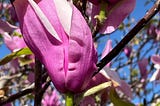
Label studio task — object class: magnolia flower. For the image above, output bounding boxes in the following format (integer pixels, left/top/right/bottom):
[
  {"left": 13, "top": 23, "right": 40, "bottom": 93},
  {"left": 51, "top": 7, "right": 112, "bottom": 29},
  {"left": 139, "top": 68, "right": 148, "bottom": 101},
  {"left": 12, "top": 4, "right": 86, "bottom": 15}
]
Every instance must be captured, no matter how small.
[
  {"left": 3, "top": 29, "right": 27, "bottom": 52},
  {"left": 138, "top": 58, "right": 148, "bottom": 81},
  {"left": 0, "top": 3, "right": 2, "bottom": 11},
  {"left": 147, "top": 25, "right": 157, "bottom": 38},
  {"left": 89, "top": 0, "right": 136, "bottom": 34},
  {"left": 0, "top": 20, "right": 26, "bottom": 52},
  {"left": 147, "top": 25, "right": 160, "bottom": 41},
  {"left": 3, "top": 103, "right": 12, "bottom": 106},
  {"left": 1, "top": 21, "right": 34, "bottom": 74},
  {"left": 8, "top": 6, "right": 18, "bottom": 22},
  {"left": 42, "top": 90, "right": 61, "bottom": 106},
  {"left": 86, "top": 67, "right": 132, "bottom": 103},
  {"left": 80, "top": 96, "right": 95, "bottom": 106},
  {"left": 155, "top": 29, "right": 160, "bottom": 41},
  {"left": 88, "top": 0, "right": 99, "bottom": 5},
  {"left": 12, "top": 0, "right": 97, "bottom": 93},
  {"left": 150, "top": 55, "right": 160, "bottom": 82},
  {"left": 0, "top": 19, "right": 18, "bottom": 34},
  {"left": 85, "top": 39, "right": 132, "bottom": 103},
  {"left": 124, "top": 46, "right": 132, "bottom": 58}
]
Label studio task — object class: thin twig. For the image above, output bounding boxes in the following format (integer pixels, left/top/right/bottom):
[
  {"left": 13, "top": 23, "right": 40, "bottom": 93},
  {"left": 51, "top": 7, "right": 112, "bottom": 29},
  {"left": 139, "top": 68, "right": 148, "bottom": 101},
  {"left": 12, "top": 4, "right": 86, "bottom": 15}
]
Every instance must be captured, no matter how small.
[
  {"left": 0, "top": 88, "right": 33, "bottom": 105},
  {"left": 93, "top": 0, "right": 160, "bottom": 76},
  {"left": 39, "top": 80, "right": 51, "bottom": 97}
]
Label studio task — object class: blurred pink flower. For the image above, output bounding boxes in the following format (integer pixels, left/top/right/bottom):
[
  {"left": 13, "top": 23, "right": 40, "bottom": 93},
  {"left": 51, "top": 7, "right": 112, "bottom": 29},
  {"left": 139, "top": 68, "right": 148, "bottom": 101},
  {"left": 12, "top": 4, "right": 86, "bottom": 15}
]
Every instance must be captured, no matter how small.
[
  {"left": 0, "top": 19, "right": 18, "bottom": 34},
  {"left": 147, "top": 25, "right": 157, "bottom": 38},
  {"left": 2, "top": 27, "right": 34, "bottom": 73},
  {"left": 88, "top": 0, "right": 99, "bottom": 5},
  {"left": 3, "top": 29, "right": 27, "bottom": 52},
  {"left": 42, "top": 90, "right": 61, "bottom": 106},
  {"left": 138, "top": 58, "right": 148, "bottom": 80},
  {"left": 12, "top": 0, "right": 97, "bottom": 93},
  {"left": 89, "top": 0, "right": 119, "bottom": 5},
  {"left": 8, "top": 6, "right": 18, "bottom": 22},
  {"left": 90, "top": 0, "right": 136, "bottom": 34},
  {"left": 85, "top": 39, "right": 132, "bottom": 102},
  {"left": 80, "top": 96, "right": 95, "bottom": 106},
  {"left": 150, "top": 55, "right": 160, "bottom": 82},
  {"left": 124, "top": 46, "right": 132, "bottom": 58},
  {"left": 3, "top": 103, "right": 12, "bottom": 106},
  {"left": 147, "top": 25, "right": 160, "bottom": 41},
  {"left": 0, "top": 3, "right": 2, "bottom": 11},
  {"left": 155, "top": 29, "right": 160, "bottom": 41},
  {"left": 27, "top": 72, "right": 35, "bottom": 83},
  {"left": 87, "top": 67, "right": 132, "bottom": 99}
]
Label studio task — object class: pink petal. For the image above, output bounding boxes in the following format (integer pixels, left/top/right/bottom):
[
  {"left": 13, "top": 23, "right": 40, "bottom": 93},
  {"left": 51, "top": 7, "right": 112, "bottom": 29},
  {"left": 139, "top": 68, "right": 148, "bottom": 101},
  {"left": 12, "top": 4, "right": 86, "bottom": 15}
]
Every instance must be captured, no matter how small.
[
  {"left": 138, "top": 58, "right": 148, "bottom": 80},
  {"left": 150, "top": 70, "right": 160, "bottom": 82},
  {"left": 80, "top": 96, "right": 95, "bottom": 106},
  {"left": 0, "top": 20, "right": 18, "bottom": 34},
  {"left": 88, "top": 0, "right": 99, "bottom": 5},
  {"left": 3, "top": 32, "right": 27, "bottom": 51},
  {"left": 91, "top": 0, "right": 136, "bottom": 34},
  {"left": 117, "top": 80, "right": 132, "bottom": 99},
  {"left": 124, "top": 46, "right": 132, "bottom": 58},
  {"left": 13, "top": 0, "right": 97, "bottom": 93},
  {"left": 103, "top": 68, "right": 121, "bottom": 85},
  {"left": 27, "top": 72, "right": 35, "bottom": 83},
  {"left": 65, "top": 6, "right": 97, "bottom": 92},
  {"left": 151, "top": 55, "right": 160, "bottom": 65},
  {"left": 28, "top": 0, "right": 62, "bottom": 42},
  {"left": 54, "top": 0, "right": 72, "bottom": 35}
]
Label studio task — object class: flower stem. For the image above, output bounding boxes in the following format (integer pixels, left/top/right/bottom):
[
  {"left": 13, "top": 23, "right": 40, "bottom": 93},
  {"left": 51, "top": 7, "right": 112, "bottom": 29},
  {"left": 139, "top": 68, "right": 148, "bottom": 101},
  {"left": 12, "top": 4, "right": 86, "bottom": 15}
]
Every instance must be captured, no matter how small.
[{"left": 66, "top": 92, "right": 74, "bottom": 106}]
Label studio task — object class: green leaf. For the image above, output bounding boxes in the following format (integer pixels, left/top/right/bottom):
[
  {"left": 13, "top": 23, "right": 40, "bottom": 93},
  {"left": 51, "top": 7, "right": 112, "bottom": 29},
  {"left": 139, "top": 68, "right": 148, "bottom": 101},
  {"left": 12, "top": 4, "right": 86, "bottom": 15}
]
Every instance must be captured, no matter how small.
[
  {"left": 0, "top": 48, "right": 32, "bottom": 65},
  {"left": 156, "top": 102, "right": 160, "bottom": 106},
  {"left": 109, "top": 89, "right": 134, "bottom": 106},
  {"left": 19, "top": 57, "right": 34, "bottom": 66},
  {"left": 83, "top": 81, "right": 112, "bottom": 97}
]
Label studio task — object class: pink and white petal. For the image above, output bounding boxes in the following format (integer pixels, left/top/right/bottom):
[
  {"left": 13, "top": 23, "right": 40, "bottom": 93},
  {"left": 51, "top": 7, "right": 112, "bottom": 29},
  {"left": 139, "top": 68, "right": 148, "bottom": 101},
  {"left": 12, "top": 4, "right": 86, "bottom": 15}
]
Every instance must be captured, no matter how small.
[
  {"left": 151, "top": 55, "right": 160, "bottom": 65},
  {"left": 54, "top": 0, "right": 72, "bottom": 36},
  {"left": 150, "top": 70, "right": 160, "bottom": 82},
  {"left": 118, "top": 80, "right": 132, "bottom": 99},
  {"left": 0, "top": 20, "right": 18, "bottom": 34}
]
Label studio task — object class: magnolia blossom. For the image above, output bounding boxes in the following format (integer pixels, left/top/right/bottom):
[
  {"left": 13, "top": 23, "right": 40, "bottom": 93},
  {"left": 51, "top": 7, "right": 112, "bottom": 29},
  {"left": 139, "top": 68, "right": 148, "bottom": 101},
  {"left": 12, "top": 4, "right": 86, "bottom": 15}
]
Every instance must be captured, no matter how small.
[
  {"left": 3, "top": 103, "right": 12, "bottom": 106},
  {"left": 85, "top": 67, "right": 133, "bottom": 104},
  {"left": 85, "top": 40, "right": 132, "bottom": 104},
  {"left": 0, "top": 20, "right": 26, "bottom": 52},
  {"left": 155, "top": 29, "right": 160, "bottom": 41},
  {"left": 80, "top": 96, "right": 95, "bottom": 106},
  {"left": 138, "top": 58, "right": 148, "bottom": 81},
  {"left": 150, "top": 55, "right": 160, "bottom": 82},
  {"left": 8, "top": 6, "right": 18, "bottom": 22},
  {"left": 12, "top": 0, "right": 97, "bottom": 93},
  {"left": 147, "top": 25, "right": 160, "bottom": 41},
  {"left": 0, "top": 19, "right": 18, "bottom": 34},
  {"left": 124, "top": 46, "right": 132, "bottom": 58},
  {"left": 3, "top": 29, "right": 27, "bottom": 52},
  {"left": 42, "top": 90, "right": 61, "bottom": 106},
  {"left": 101, "top": 40, "right": 132, "bottom": 99},
  {"left": 89, "top": 0, "right": 136, "bottom": 34}
]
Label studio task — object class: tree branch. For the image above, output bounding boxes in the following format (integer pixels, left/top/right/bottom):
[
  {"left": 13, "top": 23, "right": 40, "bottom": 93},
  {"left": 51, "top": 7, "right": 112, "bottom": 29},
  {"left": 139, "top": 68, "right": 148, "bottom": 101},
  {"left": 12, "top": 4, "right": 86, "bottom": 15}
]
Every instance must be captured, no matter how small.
[
  {"left": 93, "top": 0, "right": 160, "bottom": 76},
  {"left": 34, "top": 58, "right": 43, "bottom": 106},
  {"left": 0, "top": 88, "right": 33, "bottom": 105}
]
